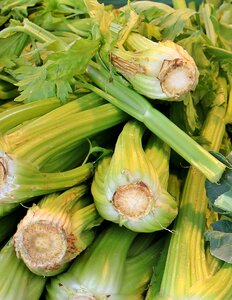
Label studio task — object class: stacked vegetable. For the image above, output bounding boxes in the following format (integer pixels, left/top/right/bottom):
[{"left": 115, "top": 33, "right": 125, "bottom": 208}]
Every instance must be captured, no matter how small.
[{"left": 0, "top": 0, "right": 231, "bottom": 299}]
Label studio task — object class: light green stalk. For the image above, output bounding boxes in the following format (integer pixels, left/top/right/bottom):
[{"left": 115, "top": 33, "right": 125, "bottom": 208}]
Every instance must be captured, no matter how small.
[
  {"left": 46, "top": 224, "right": 137, "bottom": 300},
  {"left": 0, "top": 94, "right": 128, "bottom": 204},
  {"left": 186, "top": 262, "right": 232, "bottom": 299},
  {"left": 1, "top": 98, "right": 127, "bottom": 170},
  {"left": 91, "top": 120, "right": 177, "bottom": 232},
  {"left": 145, "top": 134, "right": 171, "bottom": 189},
  {"left": 225, "top": 81, "right": 232, "bottom": 124},
  {"left": 155, "top": 77, "right": 228, "bottom": 299},
  {"left": 46, "top": 224, "right": 163, "bottom": 299},
  {"left": 13, "top": 185, "right": 102, "bottom": 276},
  {"left": 0, "top": 150, "right": 94, "bottom": 203},
  {"left": 85, "top": 63, "right": 226, "bottom": 182},
  {"left": 0, "top": 238, "right": 46, "bottom": 300},
  {"left": 0, "top": 97, "right": 62, "bottom": 134}
]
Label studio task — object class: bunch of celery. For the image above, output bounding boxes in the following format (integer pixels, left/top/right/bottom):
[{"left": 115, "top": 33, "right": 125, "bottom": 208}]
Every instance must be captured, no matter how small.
[
  {"left": 0, "top": 1, "right": 231, "bottom": 300},
  {"left": 0, "top": 92, "right": 128, "bottom": 210},
  {"left": 0, "top": 0, "right": 228, "bottom": 185}
]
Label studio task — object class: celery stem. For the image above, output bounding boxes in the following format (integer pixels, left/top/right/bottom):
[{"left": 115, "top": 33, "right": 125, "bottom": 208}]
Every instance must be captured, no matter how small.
[{"left": 86, "top": 64, "right": 226, "bottom": 182}]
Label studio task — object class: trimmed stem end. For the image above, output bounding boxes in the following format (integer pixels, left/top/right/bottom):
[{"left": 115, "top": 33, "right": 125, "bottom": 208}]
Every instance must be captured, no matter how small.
[
  {"left": 14, "top": 222, "right": 77, "bottom": 275},
  {"left": 112, "top": 181, "right": 153, "bottom": 219},
  {"left": 158, "top": 58, "right": 199, "bottom": 99}
]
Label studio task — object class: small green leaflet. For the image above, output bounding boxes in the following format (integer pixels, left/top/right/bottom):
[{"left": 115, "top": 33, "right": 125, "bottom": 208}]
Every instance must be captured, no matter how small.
[
  {"left": 205, "top": 151, "right": 232, "bottom": 263},
  {"left": 205, "top": 220, "right": 232, "bottom": 264},
  {"left": 15, "top": 38, "right": 100, "bottom": 102}
]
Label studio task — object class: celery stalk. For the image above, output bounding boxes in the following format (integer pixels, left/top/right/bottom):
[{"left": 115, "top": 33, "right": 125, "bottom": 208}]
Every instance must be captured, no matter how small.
[
  {"left": 0, "top": 97, "right": 62, "bottom": 134},
  {"left": 0, "top": 151, "right": 94, "bottom": 203},
  {"left": 1, "top": 98, "right": 127, "bottom": 170},
  {"left": 14, "top": 185, "right": 102, "bottom": 276},
  {"left": 186, "top": 262, "right": 232, "bottom": 299},
  {"left": 0, "top": 202, "right": 20, "bottom": 217},
  {"left": 0, "top": 239, "right": 46, "bottom": 300},
  {"left": 156, "top": 77, "right": 228, "bottom": 298},
  {"left": 85, "top": 63, "right": 226, "bottom": 183},
  {"left": 145, "top": 134, "right": 171, "bottom": 189},
  {"left": 145, "top": 237, "right": 171, "bottom": 300},
  {"left": 46, "top": 224, "right": 163, "bottom": 299},
  {"left": 46, "top": 224, "right": 137, "bottom": 299},
  {"left": 121, "top": 237, "right": 165, "bottom": 297}
]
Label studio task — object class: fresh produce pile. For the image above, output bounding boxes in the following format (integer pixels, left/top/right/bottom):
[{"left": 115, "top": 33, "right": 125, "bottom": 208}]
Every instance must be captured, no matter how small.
[{"left": 0, "top": 0, "right": 231, "bottom": 299}]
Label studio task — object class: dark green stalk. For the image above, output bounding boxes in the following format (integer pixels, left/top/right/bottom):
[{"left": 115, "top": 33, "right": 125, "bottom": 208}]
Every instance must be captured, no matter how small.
[
  {"left": 85, "top": 63, "right": 226, "bottom": 183},
  {"left": 0, "top": 209, "right": 25, "bottom": 243},
  {"left": 145, "top": 236, "right": 171, "bottom": 300}
]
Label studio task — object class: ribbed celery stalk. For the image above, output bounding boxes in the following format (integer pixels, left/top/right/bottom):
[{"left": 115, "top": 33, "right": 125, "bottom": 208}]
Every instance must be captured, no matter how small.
[
  {"left": 145, "top": 134, "right": 171, "bottom": 189},
  {"left": 0, "top": 238, "right": 46, "bottom": 300},
  {"left": 0, "top": 97, "right": 62, "bottom": 134},
  {"left": 46, "top": 224, "right": 137, "bottom": 299},
  {"left": 145, "top": 237, "right": 171, "bottom": 300},
  {"left": 14, "top": 185, "right": 102, "bottom": 276},
  {"left": 91, "top": 120, "right": 177, "bottom": 232},
  {"left": 225, "top": 82, "right": 232, "bottom": 124},
  {"left": 2, "top": 100, "right": 127, "bottom": 171},
  {"left": 1, "top": 93, "right": 105, "bottom": 168},
  {"left": 0, "top": 151, "right": 94, "bottom": 203},
  {"left": 0, "top": 99, "right": 128, "bottom": 204},
  {"left": 46, "top": 224, "right": 163, "bottom": 299},
  {"left": 85, "top": 63, "right": 226, "bottom": 183},
  {"left": 186, "top": 262, "right": 232, "bottom": 299},
  {"left": 155, "top": 77, "right": 228, "bottom": 299},
  {"left": 119, "top": 237, "right": 165, "bottom": 298}
]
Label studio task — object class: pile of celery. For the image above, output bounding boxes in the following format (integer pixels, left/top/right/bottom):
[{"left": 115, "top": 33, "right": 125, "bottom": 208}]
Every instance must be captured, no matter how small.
[{"left": 0, "top": 0, "right": 231, "bottom": 299}]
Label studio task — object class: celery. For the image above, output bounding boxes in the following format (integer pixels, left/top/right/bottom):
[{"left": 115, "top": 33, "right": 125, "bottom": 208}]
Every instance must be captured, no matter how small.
[
  {"left": 186, "top": 262, "right": 232, "bottom": 299},
  {"left": 145, "top": 134, "right": 171, "bottom": 189},
  {"left": 0, "top": 238, "right": 46, "bottom": 300},
  {"left": 155, "top": 77, "right": 229, "bottom": 298},
  {"left": 91, "top": 120, "right": 177, "bottom": 232},
  {"left": 0, "top": 152, "right": 94, "bottom": 203},
  {"left": 85, "top": 63, "right": 226, "bottom": 183},
  {"left": 110, "top": 32, "right": 199, "bottom": 100},
  {"left": 14, "top": 185, "right": 102, "bottom": 276},
  {"left": 46, "top": 224, "right": 163, "bottom": 299},
  {"left": 1, "top": 94, "right": 126, "bottom": 170},
  {"left": 0, "top": 97, "right": 62, "bottom": 134},
  {"left": 0, "top": 94, "right": 128, "bottom": 204}
]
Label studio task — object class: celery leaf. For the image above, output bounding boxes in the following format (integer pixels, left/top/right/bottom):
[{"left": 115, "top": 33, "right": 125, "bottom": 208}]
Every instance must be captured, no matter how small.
[
  {"left": 14, "top": 38, "right": 99, "bottom": 102},
  {"left": 205, "top": 220, "right": 232, "bottom": 263}
]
